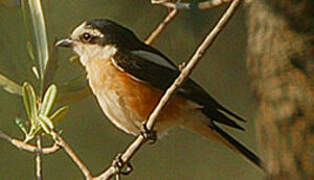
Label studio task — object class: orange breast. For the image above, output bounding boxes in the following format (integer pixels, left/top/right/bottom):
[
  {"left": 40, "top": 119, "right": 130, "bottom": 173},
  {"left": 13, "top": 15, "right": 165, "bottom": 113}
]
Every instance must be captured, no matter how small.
[{"left": 85, "top": 58, "right": 189, "bottom": 133}]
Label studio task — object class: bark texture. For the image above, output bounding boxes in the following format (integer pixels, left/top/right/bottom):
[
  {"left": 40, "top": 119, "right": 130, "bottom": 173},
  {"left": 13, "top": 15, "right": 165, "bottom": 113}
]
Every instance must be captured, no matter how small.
[{"left": 246, "top": 0, "right": 313, "bottom": 179}]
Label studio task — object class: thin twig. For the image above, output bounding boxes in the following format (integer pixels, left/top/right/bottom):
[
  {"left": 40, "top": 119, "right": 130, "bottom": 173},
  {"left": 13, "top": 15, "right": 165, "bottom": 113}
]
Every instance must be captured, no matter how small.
[
  {"left": 0, "top": 129, "right": 12, "bottom": 141},
  {"left": 152, "top": 0, "right": 232, "bottom": 10},
  {"left": 35, "top": 136, "right": 43, "bottom": 180},
  {"left": 51, "top": 132, "right": 93, "bottom": 180},
  {"left": 94, "top": 0, "right": 241, "bottom": 179},
  {"left": 145, "top": 8, "right": 178, "bottom": 45},
  {"left": 0, "top": 129, "right": 91, "bottom": 179},
  {"left": 94, "top": 136, "right": 146, "bottom": 179},
  {"left": 0, "top": 130, "right": 60, "bottom": 154}
]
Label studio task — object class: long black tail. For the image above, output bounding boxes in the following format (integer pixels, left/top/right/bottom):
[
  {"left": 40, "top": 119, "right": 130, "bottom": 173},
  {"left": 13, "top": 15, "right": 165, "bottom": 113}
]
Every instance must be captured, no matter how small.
[{"left": 209, "top": 121, "right": 264, "bottom": 170}]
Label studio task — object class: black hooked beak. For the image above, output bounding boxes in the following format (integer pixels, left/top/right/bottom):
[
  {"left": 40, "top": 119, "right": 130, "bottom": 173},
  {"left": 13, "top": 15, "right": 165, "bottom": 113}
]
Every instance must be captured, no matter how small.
[{"left": 55, "top": 38, "right": 74, "bottom": 48}]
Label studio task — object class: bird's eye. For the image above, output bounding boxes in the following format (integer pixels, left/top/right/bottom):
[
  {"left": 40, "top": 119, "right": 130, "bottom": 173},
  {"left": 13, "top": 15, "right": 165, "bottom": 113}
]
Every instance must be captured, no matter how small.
[{"left": 82, "top": 33, "right": 92, "bottom": 41}]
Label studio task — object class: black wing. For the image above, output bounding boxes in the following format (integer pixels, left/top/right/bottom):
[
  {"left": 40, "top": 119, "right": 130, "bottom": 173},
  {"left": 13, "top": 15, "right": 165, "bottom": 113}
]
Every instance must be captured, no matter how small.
[{"left": 113, "top": 49, "right": 245, "bottom": 130}]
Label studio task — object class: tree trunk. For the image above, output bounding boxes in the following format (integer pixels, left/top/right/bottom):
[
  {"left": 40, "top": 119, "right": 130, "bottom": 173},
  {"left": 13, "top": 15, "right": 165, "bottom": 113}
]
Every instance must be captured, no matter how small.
[{"left": 246, "top": 0, "right": 313, "bottom": 179}]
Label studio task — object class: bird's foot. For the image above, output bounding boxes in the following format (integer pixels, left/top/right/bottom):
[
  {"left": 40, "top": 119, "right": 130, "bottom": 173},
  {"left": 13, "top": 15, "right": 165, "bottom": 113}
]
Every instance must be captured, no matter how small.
[
  {"left": 140, "top": 123, "right": 157, "bottom": 144},
  {"left": 112, "top": 153, "right": 133, "bottom": 175}
]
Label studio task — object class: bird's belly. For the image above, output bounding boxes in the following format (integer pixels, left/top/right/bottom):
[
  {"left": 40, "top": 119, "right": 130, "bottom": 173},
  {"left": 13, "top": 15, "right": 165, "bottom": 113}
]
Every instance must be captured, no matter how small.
[
  {"left": 95, "top": 88, "right": 142, "bottom": 135},
  {"left": 86, "top": 58, "right": 193, "bottom": 135}
]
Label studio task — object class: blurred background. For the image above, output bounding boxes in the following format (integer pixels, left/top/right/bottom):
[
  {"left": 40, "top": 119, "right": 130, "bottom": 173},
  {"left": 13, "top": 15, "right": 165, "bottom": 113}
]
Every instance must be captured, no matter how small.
[{"left": 0, "top": 0, "right": 262, "bottom": 179}]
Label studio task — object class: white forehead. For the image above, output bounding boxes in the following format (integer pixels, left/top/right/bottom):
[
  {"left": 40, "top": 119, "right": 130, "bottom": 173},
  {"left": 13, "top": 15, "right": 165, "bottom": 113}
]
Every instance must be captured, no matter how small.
[{"left": 70, "top": 21, "right": 104, "bottom": 40}]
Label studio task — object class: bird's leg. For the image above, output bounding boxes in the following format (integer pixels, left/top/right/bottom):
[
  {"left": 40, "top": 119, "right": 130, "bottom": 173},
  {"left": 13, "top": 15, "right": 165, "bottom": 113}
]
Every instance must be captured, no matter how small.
[
  {"left": 112, "top": 153, "right": 133, "bottom": 175},
  {"left": 140, "top": 122, "right": 157, "bottom": 144}
]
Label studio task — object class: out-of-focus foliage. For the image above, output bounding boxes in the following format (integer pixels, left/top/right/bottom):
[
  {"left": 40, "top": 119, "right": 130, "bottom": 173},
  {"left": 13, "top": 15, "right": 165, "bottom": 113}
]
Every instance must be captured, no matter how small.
[{"left": 0, "top": 73, "right": 22, "bottom": 95}]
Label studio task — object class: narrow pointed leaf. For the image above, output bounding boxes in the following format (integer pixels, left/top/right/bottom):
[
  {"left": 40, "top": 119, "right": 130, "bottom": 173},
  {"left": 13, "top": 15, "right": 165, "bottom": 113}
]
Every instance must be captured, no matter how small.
[
  {"left": 32, "top": 66, "right": 40, "bottom": 80},
  {"left": 37, "top": 116, "right": 51, "bottom": 134},
  {"left": 39, "top": 114, "right": 54, "bottom": 129},
  {"left": 25, "top": 118, "right": 41, "bottom": 142},
  {"left": 28, "top": 0, "right": 49, "bottom": 77},
  {"left": 15, "top": 118, "right": 28, "bottom": 135},
  {"left": 40, "top": 84, "right": 57, "bottom": 116},
  {"left": 26, "top": 41, "right": 35, "bottom": 61},
  {"left": 22, "top": 82, "right": 37, "bottom": 121},
  {"left": 50, "top": 106, "right": 69, "bottom": 125},
  {"left": 0, "top": 73, "right": 22, "bottom": 95}
]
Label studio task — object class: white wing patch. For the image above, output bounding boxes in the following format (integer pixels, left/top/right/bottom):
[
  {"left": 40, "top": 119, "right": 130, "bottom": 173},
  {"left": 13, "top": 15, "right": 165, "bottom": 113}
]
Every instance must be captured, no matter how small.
[
  {"left": 131, "top": 50, "right": 176, "bottom": 70},
  {"left": 111, "top": 58, "right": 125, "bottom": 72},
  {"left": 111, "top": 58, "right": 148, "bottom": 84}
]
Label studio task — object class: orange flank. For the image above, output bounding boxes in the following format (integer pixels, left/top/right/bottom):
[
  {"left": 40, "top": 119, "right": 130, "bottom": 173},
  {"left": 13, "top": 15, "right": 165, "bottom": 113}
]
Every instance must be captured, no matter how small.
[{"left": 85, "top": 58, "right": 192, "bottom": 134}]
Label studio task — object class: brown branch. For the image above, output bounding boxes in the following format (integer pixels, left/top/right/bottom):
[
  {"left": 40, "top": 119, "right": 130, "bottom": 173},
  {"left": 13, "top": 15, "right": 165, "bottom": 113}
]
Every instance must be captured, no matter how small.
[
  {"left": 151, "top": 0, "right": 232, "bottom": 10},
  {"left": 35, "top": 136, "right": 43, "bottom": 180},
  {"left": 0, "top": 130, "right": 92, "bottom": 179},
  {"left": 51, "top": 131, "right": 93, "bottom": 180},
  {"left": 0, "top": 130, "right": 60, "bottom": 154},
  {"left": 94, "top": 0, "right": 241, "bottom": 179},
  {"left": 144, "top": 8, "right": 178, "bottom": 45}
]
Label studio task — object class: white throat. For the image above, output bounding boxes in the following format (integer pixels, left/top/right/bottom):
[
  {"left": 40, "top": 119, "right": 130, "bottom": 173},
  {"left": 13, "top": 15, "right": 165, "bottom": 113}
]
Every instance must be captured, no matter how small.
[{"left": 74, "top": 44, "right": 118, "bottom": 66}]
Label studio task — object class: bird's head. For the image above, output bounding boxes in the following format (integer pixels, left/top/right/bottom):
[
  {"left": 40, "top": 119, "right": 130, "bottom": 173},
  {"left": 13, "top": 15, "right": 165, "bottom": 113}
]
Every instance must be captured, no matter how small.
[{"left": 56, "top": 19, "right": 141, "bottom": 66}]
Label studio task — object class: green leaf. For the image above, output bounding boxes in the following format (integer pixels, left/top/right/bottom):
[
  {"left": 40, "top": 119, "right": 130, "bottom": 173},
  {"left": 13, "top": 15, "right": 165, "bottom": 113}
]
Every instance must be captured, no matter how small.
[
  {"left": 24, "top": 118, "right": 41, "bottom": 142},
  {"left": 37, "top": 116, "right": 57, "bottom": 140},
  {"left": 24, "top": 123, "right": 40, "bottom": 143},
  {"left": 26, "top": 41, "right": 35, "bottom": 61},
  {"left": 22, "top": 82, "right": 37, "bottom": 121},
  {"left": 32, "top": 66, "right": 40, "bottom": 80},
  {"left": 37, "top": 116, "right": 51, "bottom": 134},
  {"left": 28, "top": 0, "right": 49, "bottom": 78},
  {"left": 40, "top": 84, "right": 57, "bottom": 116},
  {"left": 15, "top": 117, "right": 28, "bottom": 135},
  {"left": 0, "top": 73, "right": 22, "bottom": 96},
  {"left": 39, "top": 114, "right": 54, "bottom": 129},
  {"left": 50, "top": 106, "right": 69, "bottom": 125}
]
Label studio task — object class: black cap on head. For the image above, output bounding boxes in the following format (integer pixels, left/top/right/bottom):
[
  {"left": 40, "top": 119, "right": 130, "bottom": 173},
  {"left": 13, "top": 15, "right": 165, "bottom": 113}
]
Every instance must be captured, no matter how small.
[{"left": 86, "top": 18, "right": 141, "bottom": 49}]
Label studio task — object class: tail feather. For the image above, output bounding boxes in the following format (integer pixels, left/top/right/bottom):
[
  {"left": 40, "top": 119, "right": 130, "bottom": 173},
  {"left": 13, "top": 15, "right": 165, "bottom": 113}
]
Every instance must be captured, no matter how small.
[
  {"left": 202, "top": 108, "right": 244, "bottom": 131},
  {"left": 182, "top": 114, "right": 264, "bottom": 170},
  {"left": 209, "top": 121, "right": 264, "bottom": 170},
  {"left": 218, "top": 105, "right": 246, "bottom": 122}
]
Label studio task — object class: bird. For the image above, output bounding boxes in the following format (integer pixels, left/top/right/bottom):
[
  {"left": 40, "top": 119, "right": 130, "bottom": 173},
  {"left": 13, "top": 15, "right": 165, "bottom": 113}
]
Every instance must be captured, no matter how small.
[{"left": 56, "top": 18, "right": 263, "bottom": 170}]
